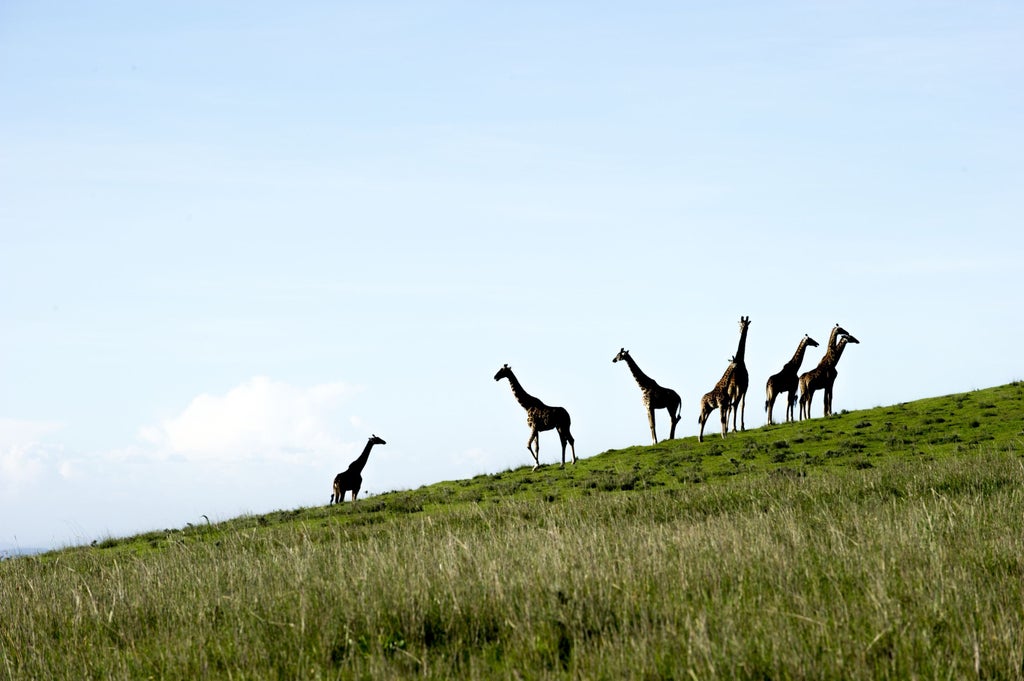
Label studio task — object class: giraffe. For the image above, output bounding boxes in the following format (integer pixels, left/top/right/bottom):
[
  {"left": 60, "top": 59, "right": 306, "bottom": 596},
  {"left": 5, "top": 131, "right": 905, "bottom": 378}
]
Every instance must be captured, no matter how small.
[
  {"left": 799, "top": 334, "right": 859, "bottom": 420},
  {"left": 330, "top": 434, "right": 386, "bottom": 504},
  {"left": 765, "top": 334, "right": 820, "bottom": 425},
  {"left": 724, "top": 316, "right": 751, "bottom": 433},
  {"left": 613, "top": 348, "right": 682, "bottom": 444},
  {"left": 698, "top": 357, "right": 736, "bottom": 443},
  {"left": 818, "top": 323, "right": 850, "bottom": 418},
  {"left": 822, "top": 333, "right": 860, "bottom": 417},
  {"left": 493, "top": 364, "right": 577, "bottom": 469},
  {"left": 795, "top": 324, "right": 847, "bottom": 421}
]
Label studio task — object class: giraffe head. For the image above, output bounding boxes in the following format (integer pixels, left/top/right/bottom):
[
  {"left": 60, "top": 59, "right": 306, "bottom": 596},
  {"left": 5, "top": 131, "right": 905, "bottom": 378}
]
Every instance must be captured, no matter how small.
[
  {"left": 494, "top": 364, "right": 513, "bottom": 382},
  {"left": 369, "top": 434, "right": 387, "bottom": 446},
  {"left": 841, "top": 334, "right": 860, "bottom": 345},
  {"left": 805, "top": 335, "right": 820, "bottom": 348},
  {"left": 612, "top": 348, "right": 630, "bottom": 363},
  {"left": 739, "top": 316, "right": 751, "bottom": 331}
]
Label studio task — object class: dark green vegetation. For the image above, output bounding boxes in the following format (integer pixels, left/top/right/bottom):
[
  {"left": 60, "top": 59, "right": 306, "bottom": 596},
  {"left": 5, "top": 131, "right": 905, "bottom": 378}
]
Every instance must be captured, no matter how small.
[{"left": 3, "top": 383, "right": 1023, "bottom": 679}]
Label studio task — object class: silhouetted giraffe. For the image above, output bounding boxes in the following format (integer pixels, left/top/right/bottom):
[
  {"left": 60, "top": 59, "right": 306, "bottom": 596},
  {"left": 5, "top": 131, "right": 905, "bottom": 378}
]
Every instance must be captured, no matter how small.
[
  {"left": 724, "top": 316, "right": 751, "bottom": 433},
  {"left": 494, "top": 364, "right": 577, "bottom": 469},
  {"left": 765, "top": 334, "right": 820, "bottom": 425},
  {"left": 613, "top": 348, "right": 682, "bottom": 444},
  {"left": 799, "top": 334, "right": 859, "bottom": 419},
  {"left": 330, "top": 434, "right": 386, "bottom": 504},
  {"left": 794, "top": 324, "right": 846, "bottom": 421},
  {"left": 822, "top": 333, "right": 860, "bottom": 416},
  {"left": 698, "top": 357, "right": 736, "bottom": 442}
]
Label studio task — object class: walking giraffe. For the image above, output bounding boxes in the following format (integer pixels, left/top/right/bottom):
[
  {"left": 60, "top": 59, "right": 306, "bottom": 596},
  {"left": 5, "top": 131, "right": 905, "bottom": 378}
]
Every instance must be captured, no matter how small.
[
  {"left": 765, "top": 334, "right": 820, "bottom": 425},
  {"left": 494, "top": 364, "right": 577, "bottom": 469},
  {"left": 330, "top": 434, "right": 386, "bottom": 504},
  {"left": 613, "top": 348, "right": 682, "bottom": 444},
  {"left": 799, "top": 333, "right": 860, "bottom": 419}
]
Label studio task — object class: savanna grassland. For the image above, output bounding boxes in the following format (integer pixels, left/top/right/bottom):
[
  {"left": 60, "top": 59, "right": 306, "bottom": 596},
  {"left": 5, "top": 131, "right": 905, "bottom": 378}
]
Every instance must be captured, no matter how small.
[{"left": 2, "top": 383, "right": 1023, "bottom": 679}]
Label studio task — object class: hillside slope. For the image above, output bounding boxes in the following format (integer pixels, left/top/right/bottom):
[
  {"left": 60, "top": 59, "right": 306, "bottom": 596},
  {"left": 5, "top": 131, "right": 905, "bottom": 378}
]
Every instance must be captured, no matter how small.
[
  {"left": 74, "top": 381, "right": 1023, "bottom": 549},
  {"left": 3, "top": 383, "right": 1022, "bottom": 679}
]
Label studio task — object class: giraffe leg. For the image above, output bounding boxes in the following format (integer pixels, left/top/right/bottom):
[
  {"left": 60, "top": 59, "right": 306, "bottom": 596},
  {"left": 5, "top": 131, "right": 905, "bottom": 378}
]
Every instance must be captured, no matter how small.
[
  {"left": 798, "top": 381, "right": 808, "bottom": 420},
  {"left": 719, "top": 404, "right": 729, "bottom": 438},
  {"left": 648, "top": 407, "right": 658, "bottom": 444},
  {"left": 527, "top": 430, "right": 540, "bottom": 469},
  {"left": 565, "top": 429, "right": 577, "bottom": 465},
  {"left": 766, "top": 387, "right": 775, "bottom": 426},
  {"left": 739, "top": 394, "right": 746, "bottom": 431},
  {"left": 669, "top": 406, "right": 680, "bottom": 440}
]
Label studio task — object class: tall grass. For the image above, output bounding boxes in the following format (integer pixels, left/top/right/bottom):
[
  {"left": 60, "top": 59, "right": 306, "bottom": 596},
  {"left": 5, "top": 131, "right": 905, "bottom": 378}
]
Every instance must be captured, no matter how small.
[
  {"left": 3, "top": 450, "right": 1023, "bottom": 679},
  {"left": 4, "top": 383, "right": 1023, "bottom": 678}
]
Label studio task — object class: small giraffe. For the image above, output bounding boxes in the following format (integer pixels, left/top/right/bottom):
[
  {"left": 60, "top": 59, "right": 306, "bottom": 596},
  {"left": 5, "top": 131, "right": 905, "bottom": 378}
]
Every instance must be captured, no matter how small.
[
  {"left": 330, "top": 434, "right": 386, "bottom": 504},
  {"left": 698, "top": 357, "right": 736, "bottom": 443},
  {"left": 765, "top": 334, "right": 820, "bottom": 425},
  {"left": 494, "top": 364, "right": 577, "bottom": 469},
  {"left": 613, "top": 348, "right": 682, "bottom": 444},
  {"left": 724, "top": 316, "right": 751, "bottom": 433},
  {"left": 799, "top": 333, "right": 859, "bottom": 420}
]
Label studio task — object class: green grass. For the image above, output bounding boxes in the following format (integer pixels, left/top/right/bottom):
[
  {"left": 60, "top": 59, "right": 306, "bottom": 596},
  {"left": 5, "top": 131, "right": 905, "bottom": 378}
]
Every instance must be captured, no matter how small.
[{"left": 3, "top": 382, "right": 1024, "bottom": 679}]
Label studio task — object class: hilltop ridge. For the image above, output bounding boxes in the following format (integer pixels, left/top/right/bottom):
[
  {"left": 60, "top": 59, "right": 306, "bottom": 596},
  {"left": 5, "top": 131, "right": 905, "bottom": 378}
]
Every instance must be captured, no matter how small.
[{"left": 76, "top": 381, "right": 1024, "bottom": 553}]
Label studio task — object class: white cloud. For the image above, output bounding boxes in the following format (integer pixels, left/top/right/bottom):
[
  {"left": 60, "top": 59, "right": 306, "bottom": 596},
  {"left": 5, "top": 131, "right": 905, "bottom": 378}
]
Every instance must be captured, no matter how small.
[
  {"left": 0, "top": 419, "right": 64, "bottom": 487},
  {"left": 138, "top": 377, "right": 361, "bottom": 463}
]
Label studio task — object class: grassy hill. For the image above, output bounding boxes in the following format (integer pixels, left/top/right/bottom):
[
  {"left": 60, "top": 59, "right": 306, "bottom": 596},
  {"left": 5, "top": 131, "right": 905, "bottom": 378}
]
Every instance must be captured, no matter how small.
[{"left": 2, "top": 383, "right": 1023, "bottom": 679}]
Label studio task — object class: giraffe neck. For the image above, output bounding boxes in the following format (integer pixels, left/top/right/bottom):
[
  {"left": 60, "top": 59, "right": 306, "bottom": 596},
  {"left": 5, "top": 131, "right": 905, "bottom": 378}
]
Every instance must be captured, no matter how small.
[
  {"left": 787, "top": 337, "right": 811, "bottom": 370},
  {"left": 623, "top": 354, "right": 655, "bottom": 389},
  {"left": 350, "top": 440, "right": 376, "bottom": 475},
  {"left": 827, "top": 325, "right": 843, "bottom": 349},
  {"left": 827, "top": 339, "right": 850, "bottom": 367},
  {"left": 715, "top": 362, "right": 736, "bottom": 393},
  {"left": 505, "top": 371, "right": 542, "bottom": 411},
  {"left": 734, "top": 325, "right": 749, "bottom": 364}
]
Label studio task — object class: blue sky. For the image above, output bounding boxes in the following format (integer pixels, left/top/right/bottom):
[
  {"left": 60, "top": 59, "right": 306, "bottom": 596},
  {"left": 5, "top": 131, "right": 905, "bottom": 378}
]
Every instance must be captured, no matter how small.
[{"left": 2, "top": 1, "right": 1022, "bottom": 550}]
